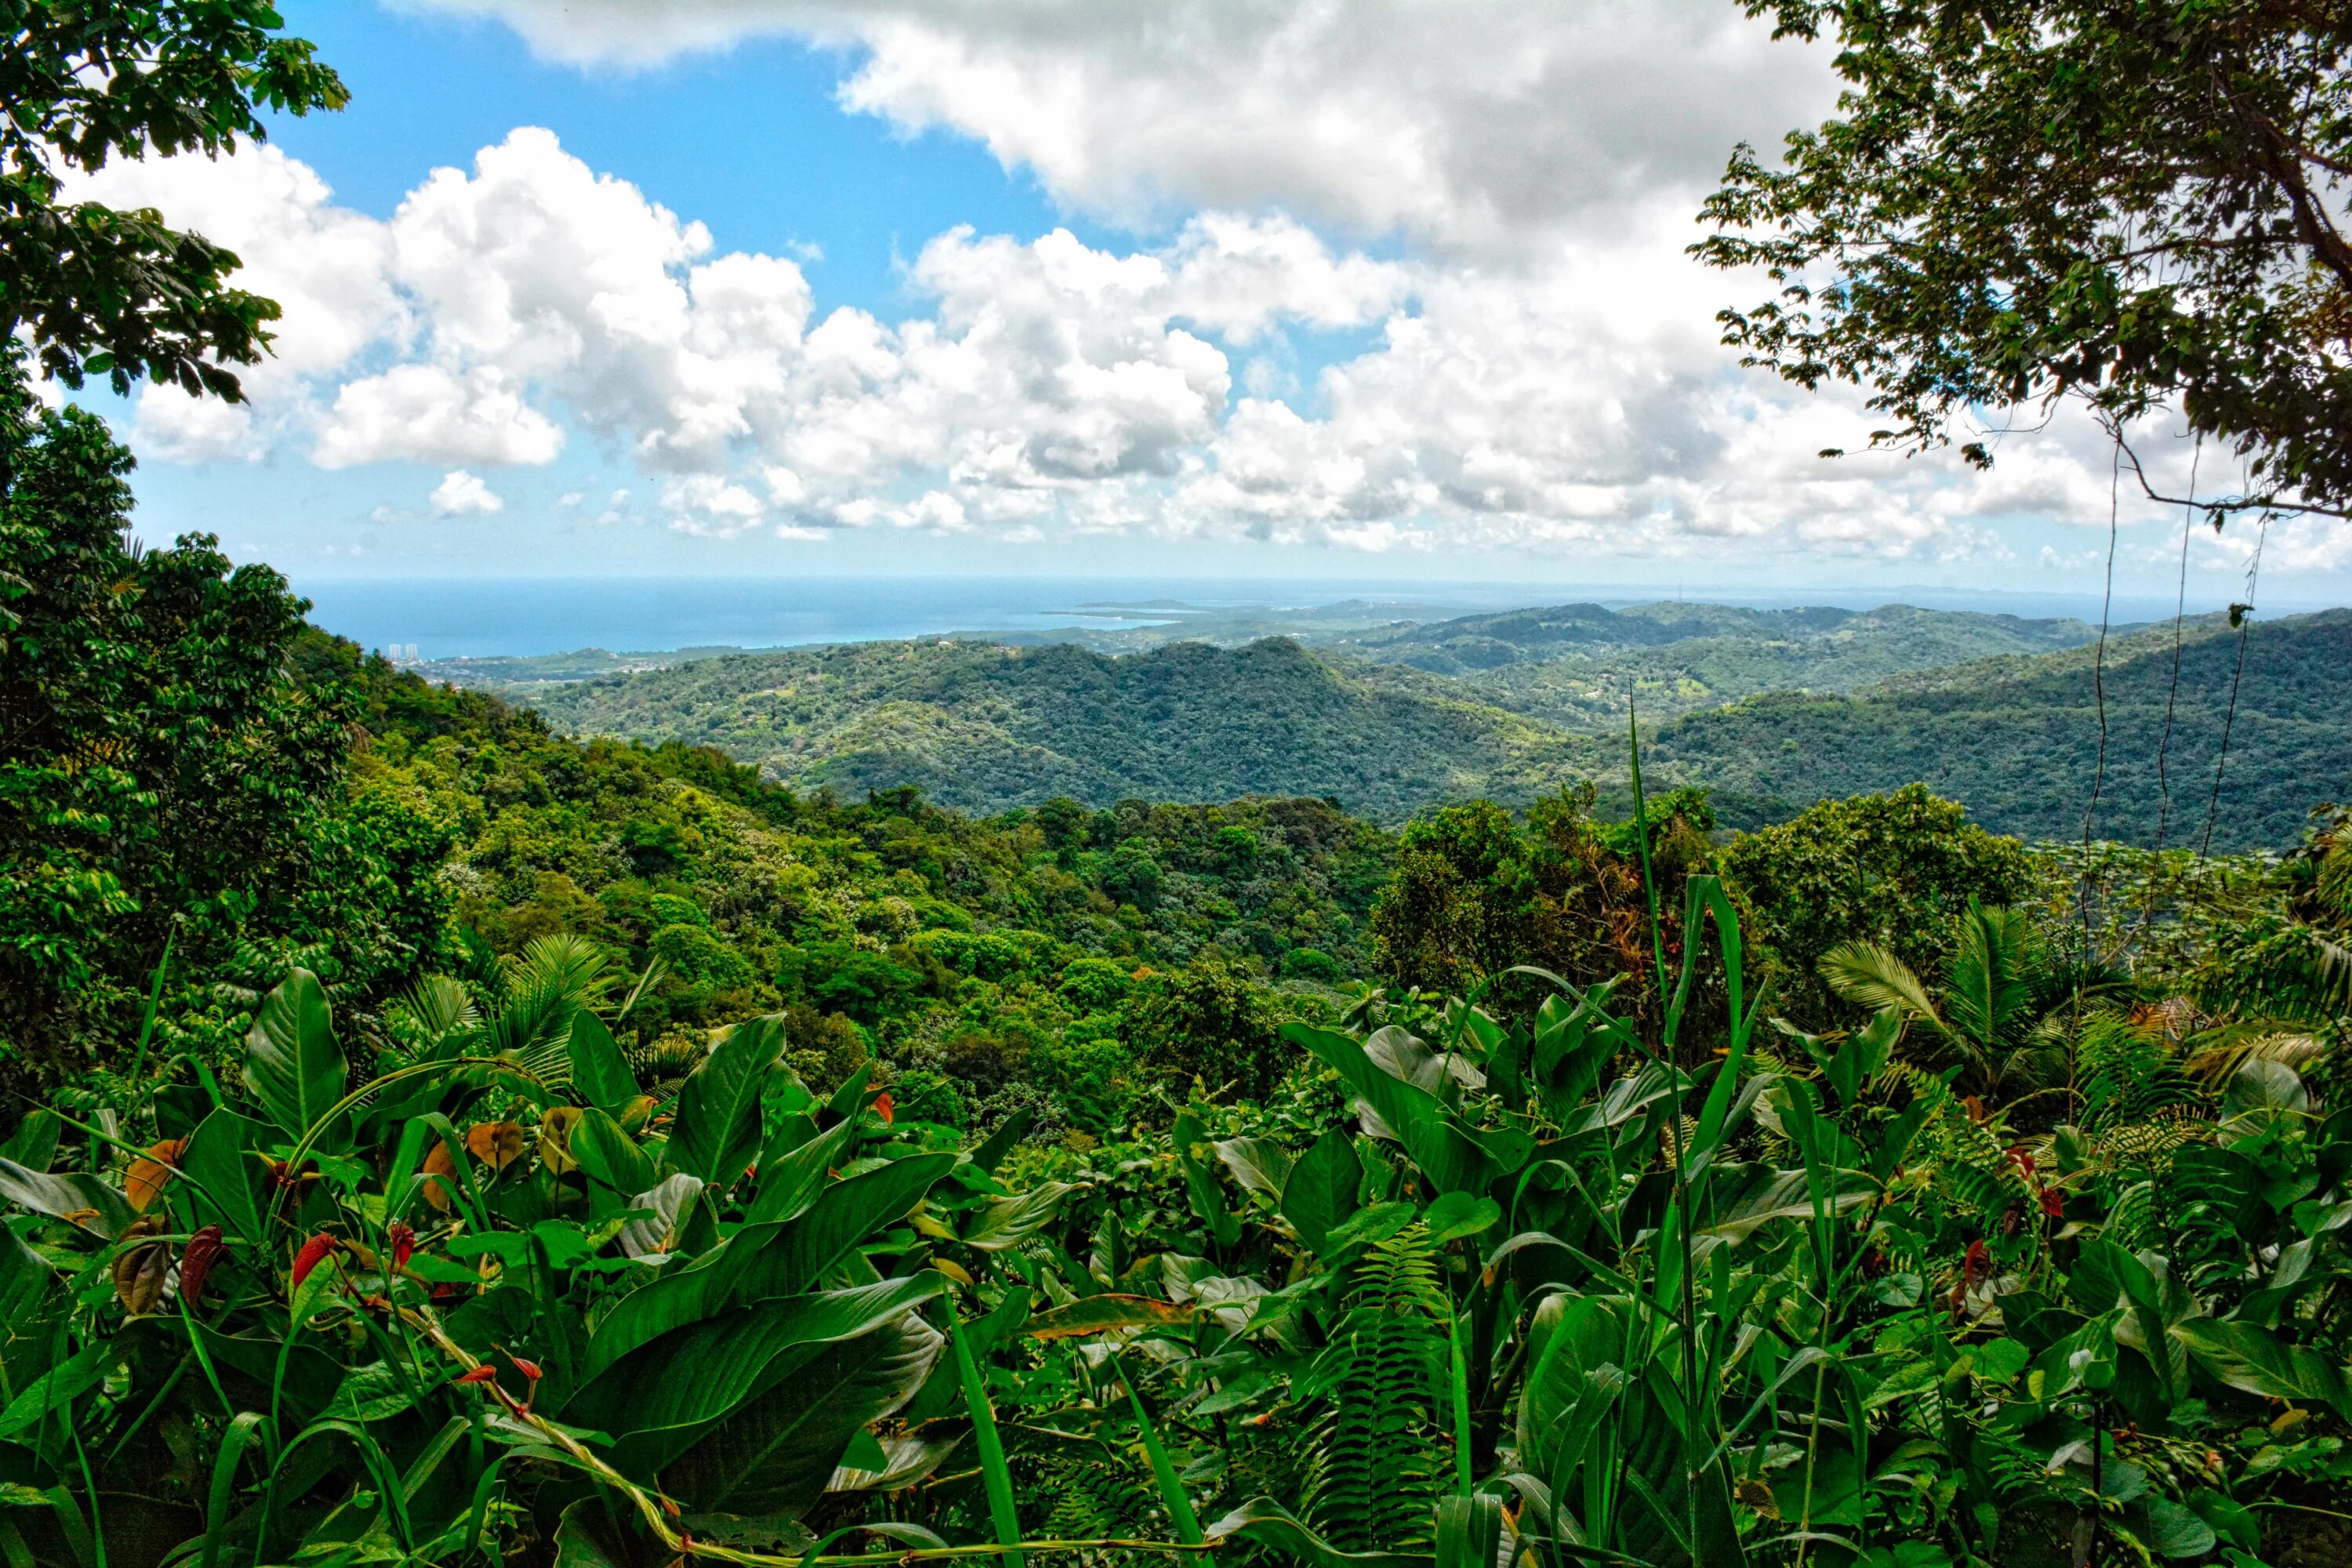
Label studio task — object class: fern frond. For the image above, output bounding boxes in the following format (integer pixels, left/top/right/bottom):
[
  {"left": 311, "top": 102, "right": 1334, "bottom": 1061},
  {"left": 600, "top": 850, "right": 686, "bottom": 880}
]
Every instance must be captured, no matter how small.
[{"left": 1301, "top": 1225, "right": 1448, "bottom": 1552}]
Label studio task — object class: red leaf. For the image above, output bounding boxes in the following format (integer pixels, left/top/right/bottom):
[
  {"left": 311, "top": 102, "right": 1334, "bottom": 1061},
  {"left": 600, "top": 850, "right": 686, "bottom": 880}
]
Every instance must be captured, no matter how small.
[
  {"left": 291, "top": 1232, "right": 340, "bottom": 1290},
  {"left": 180, "top": 1226, "right": 226, "bottom": 1308},
  {"left": 510, "top": 1355, "right": 543, "bottom": 1382},
  {"left": 873, "top": 1091, "right": 895, "bottom": 1125},
  {"left": 387, "top": 1223, "right": 416, "bottom": 1274},
  {"left": 455, "top": 1364, "right": 499, "bottom": 1385}
]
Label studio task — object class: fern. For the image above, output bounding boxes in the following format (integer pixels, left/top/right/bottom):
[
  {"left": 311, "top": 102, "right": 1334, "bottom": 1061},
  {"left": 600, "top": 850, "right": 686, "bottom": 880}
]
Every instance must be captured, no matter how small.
[{"left": 1300, "top": 1225, "right": 1449, "bottom": 1552}]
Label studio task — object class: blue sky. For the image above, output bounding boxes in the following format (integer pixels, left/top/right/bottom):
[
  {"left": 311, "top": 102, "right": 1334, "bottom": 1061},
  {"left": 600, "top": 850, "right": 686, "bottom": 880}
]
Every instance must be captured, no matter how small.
[{"left": 67, "top": 1, "right": 2347, "bottom": 604}]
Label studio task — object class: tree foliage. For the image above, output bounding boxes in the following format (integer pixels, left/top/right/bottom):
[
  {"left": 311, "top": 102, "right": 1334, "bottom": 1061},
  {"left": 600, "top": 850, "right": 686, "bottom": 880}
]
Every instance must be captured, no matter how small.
[
  {"left": 1700, "top": 0, "right": 2352, "bottom": 517},
  {"left": 2, "top": 0, "right": 347, "bottom": 400}
]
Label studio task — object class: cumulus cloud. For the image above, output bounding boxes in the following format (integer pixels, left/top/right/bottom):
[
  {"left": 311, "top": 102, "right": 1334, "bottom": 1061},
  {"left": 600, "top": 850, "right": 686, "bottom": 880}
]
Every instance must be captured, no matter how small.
[
  {"left": 403, "top": 1, "right": 1838, "bottom": 257},
  {"left": 430, "top": 469, "right": 506, "bottom": 516}
]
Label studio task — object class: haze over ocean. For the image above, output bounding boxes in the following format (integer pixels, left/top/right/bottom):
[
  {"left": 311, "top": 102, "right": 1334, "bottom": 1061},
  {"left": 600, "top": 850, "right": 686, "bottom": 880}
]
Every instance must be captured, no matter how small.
[{"left": 295, "top": 575, "right": 2296, "bottom": 660}]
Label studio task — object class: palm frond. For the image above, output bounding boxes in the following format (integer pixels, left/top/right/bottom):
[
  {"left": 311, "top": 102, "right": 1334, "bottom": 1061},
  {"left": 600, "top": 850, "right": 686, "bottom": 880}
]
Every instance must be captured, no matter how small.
[{"left": 1820, "top": 942, "right": 1943, "bottom": 1027}]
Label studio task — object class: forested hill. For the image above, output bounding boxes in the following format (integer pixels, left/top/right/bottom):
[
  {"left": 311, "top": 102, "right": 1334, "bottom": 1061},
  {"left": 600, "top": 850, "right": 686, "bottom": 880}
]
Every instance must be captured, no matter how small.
[
  {"left": 1647, "top": 608, "right": 2352, "bottom": 849},
  {"left": 517, "top": 636, "right": 1607, "bottom": 821}
]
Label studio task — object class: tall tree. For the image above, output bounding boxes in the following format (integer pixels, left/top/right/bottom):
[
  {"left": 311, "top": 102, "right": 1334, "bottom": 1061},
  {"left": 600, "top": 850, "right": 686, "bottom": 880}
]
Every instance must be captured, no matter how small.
[
  {"left": 2, "top": 0, "right": 345, "bottom": 400},
  {"left": 1697, "top": 0, "right": 2352, "bottom": 520}
]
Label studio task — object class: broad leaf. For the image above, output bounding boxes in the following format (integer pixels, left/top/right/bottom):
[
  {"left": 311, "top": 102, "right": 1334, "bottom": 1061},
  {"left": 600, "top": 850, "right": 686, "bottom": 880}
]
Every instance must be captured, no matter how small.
[
  {"left": 1279, "top": 1129, "right": 1363, "bottom": 1255},
  {"left": 0, "top": 1160, "right": 132, "bottom": 1239},
  {"left": 668, "top": 1016, "right": 785, "bottom": 1186},
  {"left": 963, "top": 1182, "right": 1072, "bottom": 1251},
  {"left": 1025, "top": 1294, "right": 1194, "bottom": 1341},
  {"left": 586, "top": 1152, "right": 956, "bottom": 1374},
  {"left": 662, "top": 1315, "right": 943, "bottom": 1517},
  {"left": 566, "top": 1011, "right": 639, "bottom": 1115},
  {"left": 571, "top": 1107, "right": 656, "bottom": 1200},
  {"left": 568, "top": 1274, "right": 946, "bottom": 1476},
  {"left": 1206, "top": 1498, "right": 1429, "bottom": 1568},
  {"left": 1216, "top": 1137, "right": 1294, "bottom": 1202},
  {"left": 1287, "top": 1024, "right": 1497, "bottom": 1194},
  {"left": 242, "top": 969, "right": 349, "bottom": 1150},
  {"left": 619, "top": 1174, "right": 706, "bottom": 1260},
  {"left": 181, "top": 1109, "right": 265, "bottom": 1245}
]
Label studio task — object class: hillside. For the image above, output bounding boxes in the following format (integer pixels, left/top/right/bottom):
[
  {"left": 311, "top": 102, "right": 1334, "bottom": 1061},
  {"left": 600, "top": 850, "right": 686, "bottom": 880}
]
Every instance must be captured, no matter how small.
[
  {"left": 1649, "top": 609, "right": 2352, "bottom": 849},
  {"left": 1332, "top": 601, "right": 2105, "bottom": 727},
  {"left": 515, "top": 635, "right": 1612, "bottom": 820}
]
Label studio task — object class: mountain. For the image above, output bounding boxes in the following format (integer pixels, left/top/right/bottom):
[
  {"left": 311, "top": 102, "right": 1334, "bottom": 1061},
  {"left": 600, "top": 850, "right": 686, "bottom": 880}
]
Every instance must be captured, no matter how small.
[
  {"left": 1328, "top": 601, "right": 2106, "bottom": 728},
  {"left": 1646, "top": 609, "right": 2350, "bottom": 850},
  {"left": 516, "top": 636, "right": 1611, "bottom": 821}
]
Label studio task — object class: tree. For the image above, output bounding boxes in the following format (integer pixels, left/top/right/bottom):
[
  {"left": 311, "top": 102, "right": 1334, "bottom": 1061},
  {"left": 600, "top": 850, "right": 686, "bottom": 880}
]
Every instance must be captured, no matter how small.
[
  {"left": 0, "top": 385, "right": 446, "bottom": 1083},
  {"left": 3, "top": 0, "right": 346, "bottom": 400},
  {"left": 1715, "top": 784, "right": 2033, "bottom": 1027},
  {"left": 1698, "top": 1, "right": 2352, "bottom": 520}
]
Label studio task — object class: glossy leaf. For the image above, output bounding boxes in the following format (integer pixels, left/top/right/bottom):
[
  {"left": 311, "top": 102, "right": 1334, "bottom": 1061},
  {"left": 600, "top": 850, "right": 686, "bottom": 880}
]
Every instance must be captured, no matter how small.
[
  {"left": 242, "top": 969, "right": 350, "bottom": 1150},
  {"left": 1280, "top": 1129, "right": 1363, "bottom": 1255},
  {"left": 565, "top": 1010, "right": 639, "bottom": 1114},
  {"left": 667, "top": 1015, "right": 785, "bottom": 1186}
]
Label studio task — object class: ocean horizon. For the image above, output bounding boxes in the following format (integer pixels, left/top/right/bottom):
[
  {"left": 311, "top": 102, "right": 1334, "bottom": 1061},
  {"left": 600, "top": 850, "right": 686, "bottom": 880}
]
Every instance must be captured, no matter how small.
[{"left": 293, "top": 573, "right": 2306, "bottom": 661}]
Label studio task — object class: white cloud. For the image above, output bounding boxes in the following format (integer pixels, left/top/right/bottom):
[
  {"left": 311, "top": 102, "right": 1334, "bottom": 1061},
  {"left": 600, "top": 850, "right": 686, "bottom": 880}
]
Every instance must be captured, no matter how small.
[
  {"left": 405, "top": 2, "right": 1837, "bottom": 258},
  {"left": 430, "top": 469, "right": 506, "bottom": 516}
]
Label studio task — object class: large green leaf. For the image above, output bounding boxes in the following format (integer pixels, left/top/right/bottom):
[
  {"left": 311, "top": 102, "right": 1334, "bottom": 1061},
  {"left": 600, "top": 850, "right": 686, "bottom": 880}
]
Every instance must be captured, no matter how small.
[
  {"left": 181, "top": 1108, "right": 265, "bottom": 1245},
  {"left": 565, "top": 1011, "right": 639, "bottom": 1115},
  {"left": 962, "top": 1182, "right": 1072, "bottom": 1251},
  {"left": 743, "top": 1116, "right": 858, "bottom": 1225},
  {"left": 1206, "top": 1498, "right": 1430, "bottom": 1568},
  {"left": 0, "top": 1160, "right": 132, "bottom": 1239},
  {"left": 667, "top": 1016, "right": 785, "bottom": 1186},
  {"left": 1174, "top": 1110, "right": 1241, "bottom": 1247},
  {"left": 661, "top": 1315, "right": 943, "bottom": 1517},
  {"left": 1279, "top": 1130, "right": 1362, "bottom": 1255},
  {"left": 568, "top": 1275, "right": 945, "bottom": 1476},
  {"left": 242, "top": 969, "right": 350, "bottom": 1149},
  {"left": 570, "top": 1106, "right": 656, "bottom": 1200},
  {"left": 586, "top": 1152, "right": 956, "bottom": 1374},
  {"left": 0, "top": 1342, "right": 111, "bottom": 1439},
  {"left": 2175, "top": 1318, "right": 2350, "bottom": 1414},
  {"left": 1285, "top": 1024, "right": 1497, "bottom": 1195}
]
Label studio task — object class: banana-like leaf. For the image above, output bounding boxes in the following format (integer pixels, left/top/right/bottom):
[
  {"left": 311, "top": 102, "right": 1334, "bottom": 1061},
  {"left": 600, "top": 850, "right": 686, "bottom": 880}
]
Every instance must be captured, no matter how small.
[
  {"left": 662, "top": 1314, "right": 943, "bottom": 1517},
  {"left": 182, "top": 1108, "right": 265, "bottom": 1245},
  {"left": 667, "top": 1015, "right": 785, "bottom": 1186},
  {"left": 565, "top": 1011, "right": 639, "bottom": 1115},
  {"left": 1024, "top": 1294, "right": 1194, "bottom": 1341},
  {"left": 586, "top": 1152, "right": 956, "bottom": 1374},
  {"left": 619, "top": 1174, "right": 706, "bottom": 1260},
  {"left": 1217, "top": 1136, "right": 1294, "bottom": 1202},
  {"left": 964, "top": 1181, "right": 1073, "bottom": 1251},
  {"left": 568, "top": 1275, "right": 946, "bottom": 1475},
  {"left": 744, "top": 1116, "right": 858, "bottom": 1225},
  {"left": 1286, "top": 1024, "right": 1497, "bottom": 1195},
  {"left": 0, "top": 1342, "right": 111, "bottom": 1440},
  {"left": 570, "top": 1106, "right": 656, "bottom": 1200},
  {"left": 1280, "top": 1128, "right": 1363, "bottom": 1255},
  {"left": 2173, "top": 1319, "right": 2351, "bottom": 1415},
  {"left": 242, "top": 968, "right": 350, "bottom": 1150},
  {"left": 0, "top": 1160, "right": 132, "bottom": 1239},
  {"left": 1206, "top": 1497, "right": 1431, "bottom": 1568}
]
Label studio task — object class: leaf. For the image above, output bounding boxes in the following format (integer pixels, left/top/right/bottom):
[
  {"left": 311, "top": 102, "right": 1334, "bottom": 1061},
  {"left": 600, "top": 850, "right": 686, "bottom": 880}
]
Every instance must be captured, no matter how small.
[
  {"left": 111, "top": 1223, "right": 172, "bottom": 1315},
  {"left": 568, "top": 1275, "right": 947, "bottom": 1476},
  {"left": 242, "top": 968, "right": 350, "bottom": 1149},
  {"left": 2174, "top": 1319, "right": 2350, "bottom": 1414},
  {"left": 0, "top": 1113, "right": 59, "bottom": 1174},
  {"left": 1206, "top": 1497, "right": 1431, "bottom": 1568},
  {"left": 181, "top": 1109, "right": 264, "bottom": 1244},
  {"left": 963, "top": 1182, "right": 1072, "bottom": 1251},
  {"left": 124, "top": 1139, "right": 186, "bottom": 1211},
  {"left": 1279, "top": 1129, "right": 1363, "bottom": 1255},
  {"left": 743, "top": 1117, "right": 857, "bottom": 1225},
  {"left": 586, "top": 1152, "right": 956, "bottom": 1374},
  {"left": 571, "top": 1106, "right": 656, "bottom": 1200},
  {"left": 1024, "top": 1294, "right": 1195, "bottom": 1341},
  {"left": 1286, "top": 1023, "right": 1497, "bottom": 1194},
  {"left": 1422, "top": 1191, "right": 1501, "bottom": 1244},
  {"left": 669, "top": 1016, "right": 785, "bottom": 1187},
  {"left": 325, "top": 1362, "right": 427, "bottom": 1423},
  {"left": 1216, "top": 1138, "right": 1294, "bottom": 1201},
  {"left": 1174, "top": 1111, "right": 1241, "bottom": 1247},
  {"left": 970, "top": 1107, "right": 1034, "bottom": 1174},
  {"left": 566, "top": 1011, "right": 640, "bottom": 1114},
  {"left": 2134, "top": 1496, "right": 2216, "bottom": 1561},
  {"left": 0, "top": 1344, "right": 111, "bottom": 1440},
  {"left": 0, "top": 1160, "right": 132, "bottom": 1239},
  {"left": 619, "top": 1174, "right": 707, "bottom": 1260},
  {"left": 661, "top": 1315, "right": 943, "bottom": 1517}
]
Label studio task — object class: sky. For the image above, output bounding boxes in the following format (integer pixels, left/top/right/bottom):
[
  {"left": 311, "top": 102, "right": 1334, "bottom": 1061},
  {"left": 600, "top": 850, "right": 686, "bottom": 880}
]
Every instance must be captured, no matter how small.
[{"left": 59, "top": 0, "right": 2350, "bottom": 604}]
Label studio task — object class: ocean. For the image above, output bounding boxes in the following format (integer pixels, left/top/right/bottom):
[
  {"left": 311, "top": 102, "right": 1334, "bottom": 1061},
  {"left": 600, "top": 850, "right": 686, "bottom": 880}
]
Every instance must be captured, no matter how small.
[{"left": 292, "top": 574, "right": 2288, "bottom": 661}]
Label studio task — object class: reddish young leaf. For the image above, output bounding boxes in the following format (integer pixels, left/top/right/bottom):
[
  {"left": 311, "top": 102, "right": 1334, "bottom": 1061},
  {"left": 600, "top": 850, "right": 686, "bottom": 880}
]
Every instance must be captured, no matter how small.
[
  {"left": 180, "top": 1225, "right": 226, "bottom": 1307},
  {"left": 291, "top": 1232, "right": 340, "bottom": 1290}
]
